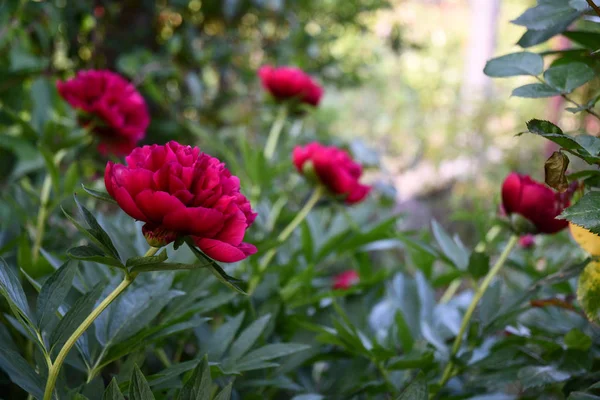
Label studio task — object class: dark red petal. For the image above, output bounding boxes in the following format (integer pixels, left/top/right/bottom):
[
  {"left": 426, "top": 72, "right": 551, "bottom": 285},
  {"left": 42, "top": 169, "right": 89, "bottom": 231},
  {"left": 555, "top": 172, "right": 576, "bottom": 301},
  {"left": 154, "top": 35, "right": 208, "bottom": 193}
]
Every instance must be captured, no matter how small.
[
  {"left": 162, "top": 207, "right": 224, "bottom": 237},
  {"left": 501, "top": 173, "right": 523, "bottom": 215},
  {"left": 195, "top": 238, "right": 256, "bottom": 263},
  {"left": 135, "top": 190, "right": 186, "bottom": 224},
  {"left": 113, "top": 186, "right": 147, "bottom": 221}
]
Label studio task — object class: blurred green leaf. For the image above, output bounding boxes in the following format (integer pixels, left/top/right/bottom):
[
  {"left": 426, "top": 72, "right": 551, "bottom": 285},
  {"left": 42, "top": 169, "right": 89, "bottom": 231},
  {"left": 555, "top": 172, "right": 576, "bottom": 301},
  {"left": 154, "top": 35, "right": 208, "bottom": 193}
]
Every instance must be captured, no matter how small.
[
  {"left": 82, "top": 184, "right": 117, "bottom": 204},
  {"left": 518, "top": 366, "right": 570, "bottom": 388},
  {"left": 396, "top": 372, "right": 427, "bottom": 400},
  {"left": 564, "top": 329, "right": 592, "bottom": 351},
  {"left": 468, "top": 251, "right": 490, "bottom": 279},
  {"left": 431, "top": 220, "right": 468, "bottom": 269},
  {"left": 226, "top": 314, "right": 271, "bottom": 362},
  {"left": 544, "top": 63, "right": 595, "bottom": 93},
  {"left": 483, "top": 52, "right": 543, "bottom": 77},
  {"left": 512, "top": 83, "right": 562, "bottom": 98}
]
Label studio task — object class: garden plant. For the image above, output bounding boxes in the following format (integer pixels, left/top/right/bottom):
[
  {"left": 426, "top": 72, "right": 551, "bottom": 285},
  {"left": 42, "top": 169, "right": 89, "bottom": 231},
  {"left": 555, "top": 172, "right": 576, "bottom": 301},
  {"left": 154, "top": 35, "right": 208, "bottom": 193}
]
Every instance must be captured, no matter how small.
[{"left": 3, "top": 1, "right": 600, "bottom": 399}]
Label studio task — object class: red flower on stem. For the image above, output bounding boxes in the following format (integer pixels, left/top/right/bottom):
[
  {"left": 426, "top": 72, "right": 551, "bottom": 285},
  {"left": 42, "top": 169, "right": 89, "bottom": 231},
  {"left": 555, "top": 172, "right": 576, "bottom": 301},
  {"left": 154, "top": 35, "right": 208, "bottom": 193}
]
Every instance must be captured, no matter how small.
[
  {"left": 293, "top": 142, "right": 371, "bottom": 204},
  {"left": 57, "top": 70, "right": 150, "bottom": 155},
  {"left": 501, "top": 173, "right": 570, "bottom": 234},
  {"left": 104, "top": 141, "right": 257, "bottom": 262},
  {"left": 259, "top": 66, "right": 324, "bottom": 107},
  {"left": 333, "top": 270, "right": 360, "bottom": 290}
]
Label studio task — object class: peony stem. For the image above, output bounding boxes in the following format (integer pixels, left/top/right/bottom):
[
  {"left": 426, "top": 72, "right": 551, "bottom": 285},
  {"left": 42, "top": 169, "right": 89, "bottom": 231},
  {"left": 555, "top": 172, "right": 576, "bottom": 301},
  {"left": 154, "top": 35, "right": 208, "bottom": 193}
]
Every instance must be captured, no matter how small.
[
  {"left": 42, "top": 246, "right": 159, "bottom": 400},
  {"left": 248, "top": 186, "right": 324, "bottom": 294},
  {"left": 32, "top": 174, "right": 52, "bottom": 265},
  {"left": 263, "top": 105, "right": 288, "bottom": 161},
  {"left": 436, "top": 235, "right": 518, "bottom": 395}
]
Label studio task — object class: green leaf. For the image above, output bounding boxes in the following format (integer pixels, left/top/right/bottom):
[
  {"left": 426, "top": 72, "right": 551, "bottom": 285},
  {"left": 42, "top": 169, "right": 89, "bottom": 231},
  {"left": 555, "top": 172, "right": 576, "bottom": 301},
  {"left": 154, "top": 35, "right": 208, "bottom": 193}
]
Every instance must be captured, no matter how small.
[
  {"left": 50, "top": 283, "right": 103, "bottom": 352},
  {"left": 40, "top": 148, "right": 60, "bottom": 195},
  {"left": 37, "top": 261, "right": 76, "bottom": 330},
  {"left": 388, "top": 352, "right": 434, "bottom": 370},
  {"left": 103, "top": 378, "right": 126, "bottom": 400},
  {"left": 31, "top": 77, "right": 52, "bottom": 133},
  {"left": 568, "top": 393, "right": 600, "bottom": 400},
  {"left": 0, "top": 346, "right": 44, "bottom": 399},
  {"left": 394, "top": 310, "right": 414, "bottom": 353},
  {"left": 563, "top": 31, "right": 600, "bottom": 50},
  {"left": 544, "top": 151, "right": 570, "bottom": 192},
  {"left": 126, "top": 250, "right": 168, "bottom": 269},
  {"left": 130, "top": 365, "right": 155, "bottom": 400},
  {"left": 0, "top": 257, "right": 34, "bottom": 323},
  {"left": 467, "top": 251, "right": 490, "bottom": 279},
  {"left": 62, "top": 196, "right": 121, "bottom": 261},
  {"left": 512, "top": 1, "right": 580, "bottom": 30},
  {"left": 483, "top": 52, "right": 543, "bottom": 77},
  {"left": 544, "top": 63, "right": 595, "bottom": 93},
  {"left": 517, "top": 17, "right": 578, "bottom": 48},
  {"left": 512, "top": 83, "right": 562, "bottom": 98},
  {"left": 206, "top": 312, "right": 245, "bottom": 360},
  {"left": 236, "top": 343, "right": 310, "bottom": 368},
  {"left": 396, "top": 372, "right": 427, "bottom": 400},
  {"left": 213, "top": 382, "right": 233, "bottom": 400},
  {"left": 564, "top": 328, "right": 592, "bottom": 351},
  {"left": 578, "top": 261, "right": 600, "bottom": 322},
  {"left": 82, "top": 184, "right": 117, "bottom": 204},
  {"left": 524, "top": 119, "right": 600, "bottom": 163},
  {"left": 130, "top": 261, "right": 210, "bottom": 273},
  {"left": 560, "top": 192, "right": 600, "bottom": 235},
  {"left": 227, "top": 314, "right": 271, "bottom": 361},
  {"left": 431, "top": 220, "right": 468, "bottom": 269},
  {"left": 178, "top": 356, "right": 211, "bottom": 400},
  {"left": 518, "top": 365, "right": 570, "bottom": 388},
  {"left": 186, "top": 239, "right": 246, "bottom": 294},
  {"left": 67, "top": 245, "right": 125, "bottom": 269}
]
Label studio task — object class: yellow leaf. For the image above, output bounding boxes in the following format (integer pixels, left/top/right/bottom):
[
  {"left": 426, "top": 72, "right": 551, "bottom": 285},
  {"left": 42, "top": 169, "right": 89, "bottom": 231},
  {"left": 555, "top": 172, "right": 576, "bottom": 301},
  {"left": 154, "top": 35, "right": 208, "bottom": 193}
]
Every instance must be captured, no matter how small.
[
  {"left": 570, "top": 223, "right": 600, "bottom": 256},
  {"left": 578, "top": 261, "right": 600, "bottom": 322}
]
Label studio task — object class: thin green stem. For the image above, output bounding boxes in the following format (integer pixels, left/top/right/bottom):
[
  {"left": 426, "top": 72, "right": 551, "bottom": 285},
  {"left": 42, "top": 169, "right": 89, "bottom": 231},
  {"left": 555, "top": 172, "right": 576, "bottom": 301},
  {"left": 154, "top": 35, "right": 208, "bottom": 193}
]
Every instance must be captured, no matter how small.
[
  {"left": 32, "top": 174, "right": 52, "bottom": 265},
  {"left": 248, "top": 186, "right": 324, "bottom": 294},
  {"left": 154, "top": 348, "right": 172, "bottom": 368},
  {"left": 436, "top": 235, "right": 518, "bottom": 394},
  {"left": 263, "top": 105, "right": 288, "bottom": 161},
  {"left": 43, "top": 247, "right": 159, "bottom": 400}
]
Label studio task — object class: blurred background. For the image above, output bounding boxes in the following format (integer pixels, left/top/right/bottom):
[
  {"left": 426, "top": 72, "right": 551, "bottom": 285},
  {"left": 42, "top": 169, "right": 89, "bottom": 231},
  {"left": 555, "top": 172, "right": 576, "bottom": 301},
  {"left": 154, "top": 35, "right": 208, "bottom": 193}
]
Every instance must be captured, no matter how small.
[{"left": 0, "top": 0, "right": 591, "bottom": 242}]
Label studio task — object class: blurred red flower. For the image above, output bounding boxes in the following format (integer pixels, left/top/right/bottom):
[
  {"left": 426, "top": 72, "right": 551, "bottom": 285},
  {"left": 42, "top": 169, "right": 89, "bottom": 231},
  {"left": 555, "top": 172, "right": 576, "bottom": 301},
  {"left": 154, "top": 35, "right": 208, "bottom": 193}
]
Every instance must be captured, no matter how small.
[
  {"left": 259, "top": 65, "right": 323, "bottom": 106},
  {"left": 333, "top": 270, "right": 359, "bottom": 290},
  {"left": 293, "top": 142, "right": 370, "bottom": 204},
  {"left": 518, "top": 234, "right": 535, "bottom": 249},
  {"left": 105, "top": 141, "right": 257, "bottom": 262},
  {"left": 57, "top": 70, "right": 150, "bottom": 155},
  {"left": 501, "top": 173, "right": 570, "bottom": 234}
]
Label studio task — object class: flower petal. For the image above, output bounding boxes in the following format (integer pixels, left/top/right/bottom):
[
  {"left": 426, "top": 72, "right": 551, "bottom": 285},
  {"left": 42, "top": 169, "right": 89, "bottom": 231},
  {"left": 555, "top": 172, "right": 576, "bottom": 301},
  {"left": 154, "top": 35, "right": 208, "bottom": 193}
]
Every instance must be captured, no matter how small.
[
  {"left": 195, "top": 238, "right": 257, "bottom": 263},
  {"left": 162, "top": 207, "right": 224, "bottom": 237}
]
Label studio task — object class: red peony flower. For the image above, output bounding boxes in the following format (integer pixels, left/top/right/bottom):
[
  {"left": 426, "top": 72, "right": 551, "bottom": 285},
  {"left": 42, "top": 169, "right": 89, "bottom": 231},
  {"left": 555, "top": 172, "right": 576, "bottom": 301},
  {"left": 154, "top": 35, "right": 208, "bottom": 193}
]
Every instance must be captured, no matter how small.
[
  {"left": 293, "top": 142, "right": 370, "bottom": 204},
  {"left": 518, "top": 234, "right": 535, "bottom": 249},
  {"left": 104, "top": 141, "right": 257, "bottom": 263},
  {"left": 258, "top": 65, "right": 323, "bottom": 106},
  {"left": 57, "top": 70, "right": 150, "bottom": 155},
  {"left": 501, "top": 173, "right": 570, "bottom": 234},
  {"left": 333, "top": 270, "right": 359, "bottom": 290}
]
